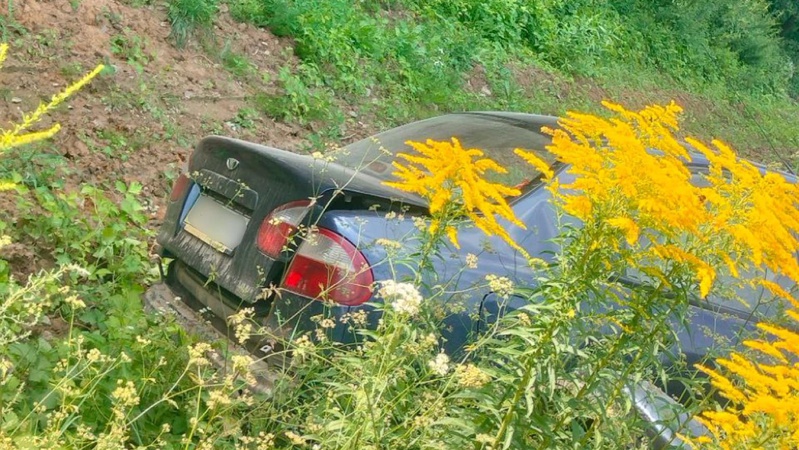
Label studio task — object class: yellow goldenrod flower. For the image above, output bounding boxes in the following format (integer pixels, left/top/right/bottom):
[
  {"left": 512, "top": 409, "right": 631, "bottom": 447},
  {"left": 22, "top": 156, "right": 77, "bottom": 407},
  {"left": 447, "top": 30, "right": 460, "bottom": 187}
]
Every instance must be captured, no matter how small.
[
  {"left": 521, "top": 100, "right": 799, "bottom": 302},
  {"left": 0, "top": 180, "right": 17, "bottom": 191},
  {"left": 385, "top": 137, "right": 525, "bottom": 251},
  {"left": 514, "top": 148, "right": 554, "bottom": 180},
  {"left": 445, "top": 226, "right": 459, "bottom": 249},
  {"left": 0, "top": 45, "right": 104, "bottom": 153},
  {"left": 653, "top": 245, "right": 716, "bottom": 298},
  {"left": 2, "top": 126, "right": 62, "bottom": 149},
  {"left": 605, "top": 216, "right": 640, "bottom": 246},
  {"left": 692, "top": 311, "right": 799, "bottom": 449},
  {"left": 0, "top": 44, "right": 7, "bottom": 69}
]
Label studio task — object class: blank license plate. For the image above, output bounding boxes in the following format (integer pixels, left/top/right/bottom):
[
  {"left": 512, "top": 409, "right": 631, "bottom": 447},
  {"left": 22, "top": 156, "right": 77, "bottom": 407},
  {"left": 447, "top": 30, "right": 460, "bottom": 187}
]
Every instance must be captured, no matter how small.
[{"left": 183, "top": 195, "right": 249, "bottom": 254}]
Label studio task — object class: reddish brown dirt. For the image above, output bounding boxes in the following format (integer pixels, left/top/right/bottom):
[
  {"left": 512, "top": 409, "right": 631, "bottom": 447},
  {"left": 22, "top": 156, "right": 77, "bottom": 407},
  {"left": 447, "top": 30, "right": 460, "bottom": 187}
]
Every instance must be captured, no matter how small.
[
  {"left": 0, "top": 0, "right": 307, "bottom": 204},
  {"left": 509, "top": 63, "right": 573, "bottom": 109}
]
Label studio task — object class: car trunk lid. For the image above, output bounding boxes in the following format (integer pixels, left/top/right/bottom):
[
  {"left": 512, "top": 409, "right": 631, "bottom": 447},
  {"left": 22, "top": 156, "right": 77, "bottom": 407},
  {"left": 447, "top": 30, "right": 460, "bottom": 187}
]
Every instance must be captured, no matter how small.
[{"left": 158, "top": 136, "right": 424, "bottom": 304}]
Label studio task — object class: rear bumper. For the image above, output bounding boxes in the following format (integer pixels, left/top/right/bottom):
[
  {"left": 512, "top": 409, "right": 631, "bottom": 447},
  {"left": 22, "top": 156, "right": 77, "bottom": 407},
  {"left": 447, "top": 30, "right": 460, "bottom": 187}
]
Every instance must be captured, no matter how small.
[
  {"left": 161, "top": 259, "right": 352, "bottom": 357},
  {"left": 142, "top": 282, "right": 275, "bottom": 394}
]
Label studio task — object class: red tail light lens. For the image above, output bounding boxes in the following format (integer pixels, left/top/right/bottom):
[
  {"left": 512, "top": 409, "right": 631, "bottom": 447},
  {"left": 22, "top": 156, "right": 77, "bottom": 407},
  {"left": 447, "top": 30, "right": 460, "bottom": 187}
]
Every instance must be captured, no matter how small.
[
  {"left": 282, "top": 227, "right": 374, "bottom": 306},
  {"left": 169, "top": 174, "right": 191, "bottom": 202},
  {"left": 256, "top": 200, "right": 312, "bottom": 258}
]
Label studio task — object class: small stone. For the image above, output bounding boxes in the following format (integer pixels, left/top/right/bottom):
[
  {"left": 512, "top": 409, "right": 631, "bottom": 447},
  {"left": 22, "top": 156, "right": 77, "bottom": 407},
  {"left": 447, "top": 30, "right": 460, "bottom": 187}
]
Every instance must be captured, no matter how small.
[
  {"left": 10, "top": 97, "right": 21, "bottom": 103},
  {"left": 480, "top": 85, "right": 492, "bottom": 96}
]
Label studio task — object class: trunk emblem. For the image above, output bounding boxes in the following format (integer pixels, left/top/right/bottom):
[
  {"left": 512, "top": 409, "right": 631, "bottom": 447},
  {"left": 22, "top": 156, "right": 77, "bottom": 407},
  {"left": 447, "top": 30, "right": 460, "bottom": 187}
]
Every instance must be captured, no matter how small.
[{"left": 226, "top": 158, "right": 240, "bottom": 171}]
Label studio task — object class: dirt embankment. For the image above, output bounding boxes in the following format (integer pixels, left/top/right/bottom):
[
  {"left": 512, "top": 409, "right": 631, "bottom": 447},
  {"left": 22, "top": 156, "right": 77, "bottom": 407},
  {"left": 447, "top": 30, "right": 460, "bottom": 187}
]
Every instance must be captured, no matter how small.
[{"left": 1, "top": 0, "right": 308, "bottom": 206}]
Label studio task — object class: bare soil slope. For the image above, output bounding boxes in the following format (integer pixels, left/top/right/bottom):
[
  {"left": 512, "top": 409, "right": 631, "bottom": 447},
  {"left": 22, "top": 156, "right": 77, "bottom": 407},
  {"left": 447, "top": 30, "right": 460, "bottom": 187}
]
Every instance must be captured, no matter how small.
[{"left": 1, "top": 0, "right": 307, "bottom": 204}]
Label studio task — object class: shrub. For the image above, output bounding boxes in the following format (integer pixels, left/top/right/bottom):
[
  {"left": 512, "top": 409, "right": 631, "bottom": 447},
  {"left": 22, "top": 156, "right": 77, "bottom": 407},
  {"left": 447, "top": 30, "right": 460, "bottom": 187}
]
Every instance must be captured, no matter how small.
[{"left": 225, "top": 0, "right": 796, "bottom": 123}]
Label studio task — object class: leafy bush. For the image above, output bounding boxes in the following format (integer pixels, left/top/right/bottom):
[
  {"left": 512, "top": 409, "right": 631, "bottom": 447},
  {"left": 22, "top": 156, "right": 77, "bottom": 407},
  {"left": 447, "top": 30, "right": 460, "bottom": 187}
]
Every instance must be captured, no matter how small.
[
  {"left": 216, "top": 0, "right": 799, "bottom": 160},
  {"left": 611, "top": 0, "right": 792, "bottom": 93},
  {"left": 770, "top": 0, "right": 799, "bottom": 95},
  {"left": 226, "top": 0, "right": 482, "bottom": 123},
  {"left": 221, "top": 0, "right": 796, "bottom": 125},
  {"left": 254, "top": 65, "right": 342, "bottom": 125}
]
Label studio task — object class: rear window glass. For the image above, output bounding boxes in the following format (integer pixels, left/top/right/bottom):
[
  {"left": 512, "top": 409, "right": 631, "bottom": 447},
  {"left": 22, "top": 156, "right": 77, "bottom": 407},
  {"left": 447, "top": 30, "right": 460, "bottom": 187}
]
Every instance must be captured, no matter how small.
[{"left": 333, "top": 113, "right": 558, "bottom": 188}]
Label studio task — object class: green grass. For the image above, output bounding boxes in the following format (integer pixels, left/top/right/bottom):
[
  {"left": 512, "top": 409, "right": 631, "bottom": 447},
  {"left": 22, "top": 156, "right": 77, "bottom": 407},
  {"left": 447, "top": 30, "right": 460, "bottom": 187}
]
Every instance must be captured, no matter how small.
[
  {"left": 0, "top": 0, "right": 26, "bottom": 42},
  {"left": 251, "top": 65, "right": 343, "bottom": 126},
  {"left": 231, "top": 106, "right": 259, "bottom": 129},
  {"left": 219, "top": 41, "right": 254, "bottom": 77},
  {"left": 167, "top": 0, "right": 217, "bottom": 47},
  {"left": 60, "top": 62, "right": 86, "bottom": 79},
  {"left": 110, "top": 31, "right": 149, "bottom": 73}
]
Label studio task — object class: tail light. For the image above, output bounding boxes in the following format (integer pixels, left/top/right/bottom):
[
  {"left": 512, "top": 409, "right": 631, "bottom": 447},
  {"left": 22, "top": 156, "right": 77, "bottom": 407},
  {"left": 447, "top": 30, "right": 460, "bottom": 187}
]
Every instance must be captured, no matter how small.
[
  {"left": 256, "top": 200, "right": 312, "bottom": 258},
  {"left": 281, "top": 227, "right": 374, "bottom": 306},
  {"left": 169, "top": 173, "right": 191, "bottom": 202}
]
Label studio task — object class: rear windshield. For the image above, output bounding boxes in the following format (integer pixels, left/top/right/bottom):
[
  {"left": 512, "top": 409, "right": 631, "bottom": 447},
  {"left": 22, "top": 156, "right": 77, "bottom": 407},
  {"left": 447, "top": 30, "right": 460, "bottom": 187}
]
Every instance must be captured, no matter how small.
[{"left": 333, "top": 113, "right": 558, "bottom": 188}]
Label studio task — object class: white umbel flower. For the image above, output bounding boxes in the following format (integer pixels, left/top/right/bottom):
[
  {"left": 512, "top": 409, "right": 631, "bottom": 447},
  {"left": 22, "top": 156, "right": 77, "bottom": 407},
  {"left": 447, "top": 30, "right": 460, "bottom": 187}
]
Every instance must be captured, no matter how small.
[
  {"left": 378, "top": 280, "right": 423, "bottom": 317},
  {"left": 428, "top": 352, "right": 450, "bottom": 376}
]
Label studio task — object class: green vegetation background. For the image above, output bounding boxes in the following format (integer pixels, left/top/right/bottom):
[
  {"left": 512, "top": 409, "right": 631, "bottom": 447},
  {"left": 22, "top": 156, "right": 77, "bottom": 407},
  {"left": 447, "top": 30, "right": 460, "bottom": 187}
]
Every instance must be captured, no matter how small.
[{"left": 189, "top": 0, "right": 799, "bottom": 168}]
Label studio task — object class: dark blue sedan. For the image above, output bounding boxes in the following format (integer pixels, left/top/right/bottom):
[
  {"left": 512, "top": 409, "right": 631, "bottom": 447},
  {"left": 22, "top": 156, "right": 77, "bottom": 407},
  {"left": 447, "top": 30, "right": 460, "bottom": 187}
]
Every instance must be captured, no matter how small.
[
  {"left": 152, "top": 112, "right": 792, "bottom": 447},
  {"left": 157, "top": 113, "right": 566, "bottom": 351}
]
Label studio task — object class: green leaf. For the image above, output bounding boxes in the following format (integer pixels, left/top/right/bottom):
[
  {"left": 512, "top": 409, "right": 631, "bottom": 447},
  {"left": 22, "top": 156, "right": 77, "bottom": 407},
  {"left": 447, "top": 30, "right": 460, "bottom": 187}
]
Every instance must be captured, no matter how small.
[{"left": 128, "top": 182, "right": 143, "bottom": 195}]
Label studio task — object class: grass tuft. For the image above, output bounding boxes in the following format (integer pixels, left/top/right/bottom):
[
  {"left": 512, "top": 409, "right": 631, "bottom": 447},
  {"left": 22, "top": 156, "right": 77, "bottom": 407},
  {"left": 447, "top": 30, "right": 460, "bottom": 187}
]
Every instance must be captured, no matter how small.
[{"left": 167, "top": 0, "right": 217, "bottom": 47}]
